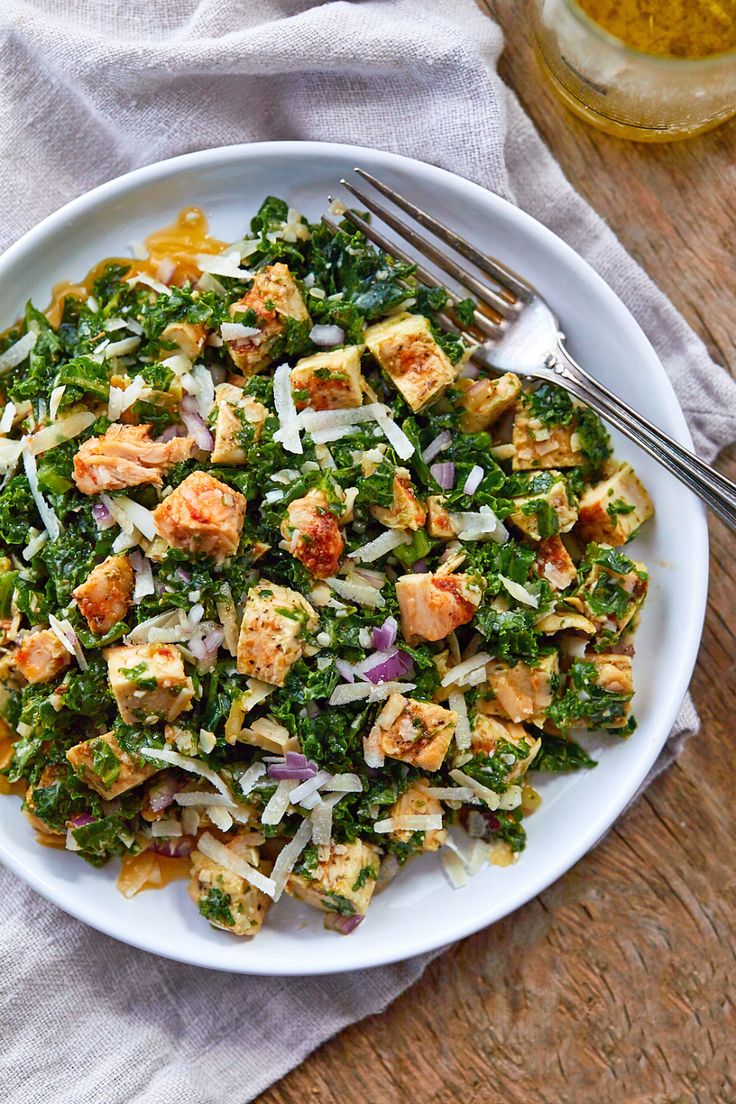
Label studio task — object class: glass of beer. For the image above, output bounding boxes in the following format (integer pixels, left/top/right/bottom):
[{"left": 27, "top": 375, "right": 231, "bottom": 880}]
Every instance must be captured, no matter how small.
[{"left": 531, "top": 0, "right": 736, "bottom": 141}]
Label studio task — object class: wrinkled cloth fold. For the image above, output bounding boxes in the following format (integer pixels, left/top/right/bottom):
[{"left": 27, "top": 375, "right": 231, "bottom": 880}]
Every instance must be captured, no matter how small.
[{"left": 1, "top": 2, "right": 734, "bottom": 1103}]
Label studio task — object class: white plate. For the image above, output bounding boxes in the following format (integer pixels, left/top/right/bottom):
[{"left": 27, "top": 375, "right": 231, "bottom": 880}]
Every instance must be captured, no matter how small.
[{"left": 0, "top": 142, "right": 708, "bottom": 975}]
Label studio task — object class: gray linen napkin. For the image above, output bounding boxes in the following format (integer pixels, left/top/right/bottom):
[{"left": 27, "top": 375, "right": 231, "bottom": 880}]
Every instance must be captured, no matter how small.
[{"left": 1, "top": 2, "right": 735, "bottom": 1102}]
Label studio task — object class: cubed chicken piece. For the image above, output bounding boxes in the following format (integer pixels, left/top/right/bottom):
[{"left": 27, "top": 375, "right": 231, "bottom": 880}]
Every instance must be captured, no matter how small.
[
  {"left": 371, "top": 693, "right": 457, "bottom": 772},
  {"left": 535, "top": 535, "right": 577, "bottom": 590},
  {"left": 190, "top": 834, "right": 272, "bottom": 936},
  {"left": 153, "top": 471, "right": 246, "bottom": 562},
  {"left": 280, "top": 489, "right": 344, "bottom": 579},
  {"left": 24, "top": 765, "right": 67, "bottom": 836},
  {"left": 15, "top": 629, "right": 71, "bottom": 685},
  {"left": 226, "top": 263, "right": 310, "bottom": 376},
  {"left": 396, "top": 572, "right": 483, "bottom": 644},
  {"left": 370, "top": 470, "right": 426, "bottom": 531},
  {"left": 509, "top": 473, "right": 578, "bottom": 540},
  {"left": 66, "top": 730, "right": 158, "bottom": 799},
  {"left": 567, "top": 654, "right": 634, "bottom": 730},
  {"left": 106, "top": 642, "right": 194, "bottom": 725},
  {"left": 236, "top": 581, "right": 318, "bottom": 686},
  {"left": 576, "top": 463, "right": 654, "bottom": 546},
  {"left": 291, "top": 346, "right": 365, "bottom": 411},
  {"left": 455, "top": 373, "right": 522, "bottom": 433},
  {"left": 160, "top": 321, "right": 207, "bottom": 360},
  {"left": 578, "top": 548, "right": 648, "bottom": 639},
  {"left": 73, "top": 424, "right": 197, "bottom": 495},
  {"left": 364, "top": 312, "right": 455, "bottom": 412},
  {"left": 482, "top": 653, "right": 559, "bottom": 725},
  {"left": 388, "top": 781, "right": 447, "bottom": 851},
  {"left": 211, "top": 387, "right": 268, "bottom": 466},
  {"left": 73, "top": 554, "right": 134, "bottom": 635},
  {"left": 512, "top": 403, "right": 584, "bottom": 471},
  {"left": 426, "top": 496, "right": 458, "bottom": 540},
  {"left": 287, "top": 839, "right": 380, "bottom": 920},
  {"left": 470, "top": 715, "right": 541, "bottom": 781}
]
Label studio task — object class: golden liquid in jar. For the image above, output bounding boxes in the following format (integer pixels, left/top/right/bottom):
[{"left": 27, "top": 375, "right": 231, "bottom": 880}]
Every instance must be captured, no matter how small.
[{"left": 576, "top": 0, "right": 736, "bottom": 58}]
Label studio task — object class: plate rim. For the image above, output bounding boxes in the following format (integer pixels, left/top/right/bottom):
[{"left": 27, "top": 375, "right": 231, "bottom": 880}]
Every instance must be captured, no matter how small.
[{"left": 0, "top": 140, "right": 709, "bottom": 974}]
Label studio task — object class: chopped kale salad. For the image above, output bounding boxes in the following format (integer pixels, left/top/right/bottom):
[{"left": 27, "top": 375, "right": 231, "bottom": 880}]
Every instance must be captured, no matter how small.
[{"left": 0, "top": 197, "right": 654, "bottom": 937}]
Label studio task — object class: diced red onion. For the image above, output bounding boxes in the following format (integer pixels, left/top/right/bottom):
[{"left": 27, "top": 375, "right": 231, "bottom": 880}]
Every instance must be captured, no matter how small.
[
  {"left": 411, "top": 558, "right": 429, "bottom": 573},
  {"left": 372, "top": 616, "right": 398, "bottom": 652},
  {"left": 430, "top": 462, "right": 455, "bottom": 490},
  {"left": 176, "top": 567, "right": 191, "bottom": 583},
  {"left": 336, "top": 659, "right": 355, "bottom": 684},
  {"left": 362, "top": 649, "right": 413, "bottom": 685},
  {"left": 92, "top": 501, "right": 114, "bottom": 530},
  {"left": 463, "top": 464, "right": 484, "bottom": 496},
  {"left": 305, "top": 700, "right": 320, "bottom": 720},
  {"left": 285, "top": 752, "right": 309, "bottom": 769},
  {"left": 181, "top": 395, "right": 199, "bottom": 414},
  {"left": 157, "top": 423, "right": 188, "bottom": 443},
  {"left": 150, "top": 836, "right": 195, "bottom": 858},
  {"left": 148, "top": 773, "right": 186, "bottom": 813},
  {"left": 181, "top": 409, "right": 214, "bottom": 451},
  {"left": 352, "top": 566, "right": 385, "bottom": 587},
  {"left": 334, "top": 914, "right": 364, "bottom": 935},
  {"left": 70, "top": 814, "right": 96, "bottom": 829},
  {"left": 189, "top": 626, "right": 224, "bottom": 662},
  {"left": 309, "top": 324, "right": 346, "bottom": 347},
  {"left": 268, "top": 762, "right": 319, "bottom": 781},
  {"left": 458, "top": 362, "right": 480, "bottom": 379},
  {"left": 129, "top": 549, "right": 144, "bottom": 572},
  {"left": 421, "top": 430, "right": 451, "bottom": 463}
]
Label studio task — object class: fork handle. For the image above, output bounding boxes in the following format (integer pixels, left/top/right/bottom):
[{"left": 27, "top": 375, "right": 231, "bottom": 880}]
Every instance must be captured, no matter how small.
[{"left": 550, "top": 338, "right": 736, "bottom": 533}]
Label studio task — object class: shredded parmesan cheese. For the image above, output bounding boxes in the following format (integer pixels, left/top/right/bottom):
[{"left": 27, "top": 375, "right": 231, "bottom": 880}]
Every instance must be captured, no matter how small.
[
  {"left": 0, "top": 331, "right": 37, "bottom": 375},
  {"left": 139, "top": 747, "right": 235, "bottom": 804},
  {"left": 269, "top": 817, "right": 313, "bottom": 901},
  {"left": 197, "top": 833, "right": 276, "bottom": 898},
  {"left": 448, "top": 689, "right": 472, "bottom": 749},
  {"left": 440, "top": 653, "right": 492, "bottom": 688},
  {"left": 348, "top": 529, "right": 411, "bottom": 563}
]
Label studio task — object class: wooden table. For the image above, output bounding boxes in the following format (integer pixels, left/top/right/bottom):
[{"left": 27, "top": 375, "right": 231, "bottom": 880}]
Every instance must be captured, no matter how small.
[{"left": 262, "top": 6, "right": 736, "bottom": 1100}]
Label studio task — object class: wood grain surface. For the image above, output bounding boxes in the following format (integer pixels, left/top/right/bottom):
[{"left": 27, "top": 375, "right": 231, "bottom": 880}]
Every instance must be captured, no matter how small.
[{"left": 260, "top": 5, "right": 736, "bottom": 1101}]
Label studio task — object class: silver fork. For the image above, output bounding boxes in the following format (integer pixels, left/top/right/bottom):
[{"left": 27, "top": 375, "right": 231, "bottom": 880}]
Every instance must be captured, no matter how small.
[{"left": 323, "top": 168, "right": 736, "bottom": 534}]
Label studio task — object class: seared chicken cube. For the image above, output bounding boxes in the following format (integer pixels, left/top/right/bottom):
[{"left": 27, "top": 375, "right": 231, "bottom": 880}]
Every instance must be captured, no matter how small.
[
  {"left": 236, "top": 581, "right": 318, "bottom": 686},
  {"left": 190, "top": 834, "right": 272, "bottom": 936},
  {"left": 578, "top": 547, "right": 648, "bottom": 639},
  {"left": 512, "top": 403, "right": 584, "bottom": 471},
  {"left": 576, "top": 463, "right": 654, "bottom": 546},
  {"left": 15, "top": 629, "right": 71, "bottom": 684},
  {"left": 73, "top": 423, "right": 196, "bottom": 495},
  {"left": 365, "top": 312, "right": 455, "bottom": 412},
  {"left": 160, "top": 321, "right": 207, "bottom": 360},
  {"left": 582, "top": 654, "right": 634, "bottom": 729},
  {"left": 66, "top": 730, "right": 158, "bottom": 799},
  {"left": 287, "top": 839, "right": 380, "bottom": 919},
  {"left": 370, "top": 470, "right": 426, "bottom": 531},
  {"left": 106, "top": 642, "right": 194, "bottom": 725},
  {"left": 226, "top": 263, "right": 310, "bottom": 376},
  {"left": 291, "top": 346, "right": 364, "bottom": 411},
  {"left": 371, "top": 693, "right": 457, "bottom": 772},
  {"left": 509, "top": 472, "right": 578, "bottom": 540},
  {"left": 388, "top": 781, "right": 446, "bottom": 851},
  {"left": 470, "top": 714, "right": 541, "bottom": 781},
  {"left": 211, "top": 385, "right": 268, "bottom": 466},
  {"left": 280, "top": 489, "right": 344, "bottom": 579},
  {"left": 73, "top": 554, "right": 134, "bottom": 635},
  {"left": 482, "top": 653, "right": 559, "bottom": 725},
  {"left": 396, "top": 572, "right": 483, "bottom": 644},
  {"left": 426, "top": 495, "right": 458, "bottom": 540},
  {"left": 535, "top": 535, "right": 577, "bottom": 590},
  {"left": 153, "top": 471, "right": 246, "bottom": 561},
  {"left": 455, "top": 373, "right": 522, "bottom": 433}
]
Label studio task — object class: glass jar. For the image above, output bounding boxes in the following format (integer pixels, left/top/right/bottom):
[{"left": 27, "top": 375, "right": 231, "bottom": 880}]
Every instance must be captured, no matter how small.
[{"left": 530, "top": 0, "right": 736, "bottom": 141}]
